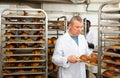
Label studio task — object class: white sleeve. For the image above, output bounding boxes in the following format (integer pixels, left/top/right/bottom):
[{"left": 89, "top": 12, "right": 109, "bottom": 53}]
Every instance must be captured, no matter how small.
[
  {"left": 52, "top": 38, "right": 70, "bottom": 68},
  {"left": 84, "top": 36, "right": 93, "bottom": 56}
]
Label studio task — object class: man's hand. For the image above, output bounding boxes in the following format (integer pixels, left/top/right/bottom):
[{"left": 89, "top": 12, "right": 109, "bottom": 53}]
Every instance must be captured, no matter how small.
[{"left": 67, "top": 55, "right": 80, "bottom": 63}]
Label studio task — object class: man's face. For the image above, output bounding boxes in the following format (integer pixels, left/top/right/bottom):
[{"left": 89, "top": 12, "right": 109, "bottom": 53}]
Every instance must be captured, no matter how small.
[{"left": 69, "top": 20, "right": 83, "bottom": 36}]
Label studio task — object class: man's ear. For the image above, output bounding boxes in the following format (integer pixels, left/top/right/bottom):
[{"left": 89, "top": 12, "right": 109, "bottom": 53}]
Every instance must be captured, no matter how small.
[{"left": 68, "top": 24, "right": 71, "bottom": 29}]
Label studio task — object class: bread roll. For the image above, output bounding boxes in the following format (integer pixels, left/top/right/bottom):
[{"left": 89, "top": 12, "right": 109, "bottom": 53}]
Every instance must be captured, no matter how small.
[
  {"left": 35, "top": 75, "right": 43, "bottom": 78},
  {"left": 19, "top": 44, "right": 27, "bottom": 48},
  {"left": 31, "top": 62, "right": 40, "bottom": 66},
  {"left": 4, "top": 32, "right": 14, "bottom": 35},
  {"left": 32, "top": 49, "right": 41, "bottom": 54},
  {"left": 4, "top": 76, "right": 14, "bottom": 78},
  {"left": 48, "top": 38, "right": 52, "bottom": 44},
  {"left": 18, "top": 75, "right": 28, "bottom": 78},
  {"left": 5, "top": 50, "right": 14, "bottom": 55},
  {"left": 79, "top": 55, "right": 89, "bottom": 62},
  {"left": 7, "top": 37, "right": 15, "bottom": 42},
  {"left": 24, "top": 37, "right": 34, "bottom": 42},
  {"left": 103, "top": 70, "right": 118, "bottom": 77}
]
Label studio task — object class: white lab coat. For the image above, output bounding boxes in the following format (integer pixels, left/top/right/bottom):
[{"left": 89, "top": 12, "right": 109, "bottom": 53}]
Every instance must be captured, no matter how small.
[
  {"left": 52, "top": 32, "right": 92, "bottom": 78},
  {"left": 86, "top": 27, "right": 98, "bottom": 48},
  {"left": 86, "top": 27, "right": 98, "bottom": 74}
]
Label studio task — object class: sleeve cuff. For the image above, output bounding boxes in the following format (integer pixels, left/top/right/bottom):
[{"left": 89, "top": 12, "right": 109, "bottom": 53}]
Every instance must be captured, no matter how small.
[{"left": 62, "top": 57, "right": 70, "bottom": 68}]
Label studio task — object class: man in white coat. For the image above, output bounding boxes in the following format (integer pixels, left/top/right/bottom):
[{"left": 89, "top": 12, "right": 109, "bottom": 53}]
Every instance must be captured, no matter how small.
[{"left": 52, "top": 16, "right": 92, "bottom": 78}]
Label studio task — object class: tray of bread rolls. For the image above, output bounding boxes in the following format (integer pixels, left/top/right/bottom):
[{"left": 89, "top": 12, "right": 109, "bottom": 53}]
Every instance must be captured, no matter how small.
[
  {"left": 102, "top": 49, "right": 120, "bottom": 65},
  {"left": 102, "top": 62, "right": 120, "bottom": 72},
  {"left": 79, "top": 53, "right": 98, "bottom": 67},
  {"left": 103, "top": 52, "right": 120, "bottom": 58},
  {"left": 102, "top": 53, "right": 120, "bottom": 65},
  {"left": 4, "top": 38, "right": 45, "bottom": 43},
  {"left": 3, "top": 71, "right": 45, "bottom": 75},
  {"left": 2, "top": 11, "right": 45, "bottom": 17},
  {"left": 3, "top": 75, "right": 44, "bottom": 78},
  {"left": 102, "top": 37, "right": 120, "bottom": 41},
  {"left": 3, "top": 59, "right": 46, "bottom": 63},
  {"left": 3, "top": 43, "right": 45, "bottom": 50},
  {"left": 3, "top": 25, "right": 45, "bottom": 30},
  {"left": 2, "top": 21, "right": 45, "bottom": 25},
  {"left": 107, "top": 44, "right": 120, "bottom": 49},
  {"left": 101, "top": 30, "right": 120, "bottom": 34},
  {"left": 3, "top": 62, "right": 45, "bottom": 68},
  {"left": 102, "top": 70, "right": 120, "bottom": 78},
  {"left": 103, "top": 48, "right": 120, "bottom": 57}
]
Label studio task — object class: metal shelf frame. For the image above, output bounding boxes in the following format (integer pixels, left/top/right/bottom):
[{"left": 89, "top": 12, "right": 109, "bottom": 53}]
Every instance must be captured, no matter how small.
[
  {"left": 1, "top": 9, "right": 48, "bottom": 78},
  {"left": 98, "top": 1, "right": 120, "bottom": 78}
]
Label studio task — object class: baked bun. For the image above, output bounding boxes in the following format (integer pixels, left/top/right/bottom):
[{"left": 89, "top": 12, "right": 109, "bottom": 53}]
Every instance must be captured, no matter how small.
[
  {"left": 35, "top": 75, "right": 43, "bottom": 78},
  {"left": 20, "top": 32, "right": 29, "bottom": 35},
  {"left": 31, "top": 62, "right": 40, "bottom": 66},
  {"left": 7, "top": 63, "right": 15, "bottom": 67},
  {"left": 5, "top": 50, "right": 14, "bottom": 55},
  {"left": 4, "top": 32, "right": 14, "bottom": 35},
  {"left": 18, "top": 75, "right": 28, "bottom": 78},
  {"left": 24, "top": 37, "right": 34, "bottom": 42},
  {"left": 48, "top": 55, "right": 52, "bottom": 61},
  {"left": 17, "top": 63, "right": 25, "bottom": 67},
  {"left": 51, "top": 37, "right": 57, "bottom": 44},
  {"left": 114, "top": 57, "right": 120, "bottom": 63},
  {"left": 30, "top": 68, "right": 37, "bottom": 72},
  {"left": 48, "top": 63, "right": 54, "bottom": 71},
  {"left": 19, "top": 44, "right": 27, "bottom": 48},
  {"left": 89, "top": 53, "right": 98, "bottom": 64},
  {"left": 48, "top": 48, "right": 51, "bottom": 53},
  {"left": 37, "top": 26, "right": 44, "bottom": 30},
  {"left": 6, "top": 26, "right": 17, "bottom": 29},
  {"left": 36, "top": 38, "right": 45, "bottom": 42},
  {"left": 106, "top": 49, "right": 116, "bottom": 53},
  {"left": 103, "top": 70, "right": 118, "bottom": 77},
  {"left": 48, "top": 38, "right": 52, "bottom": 44},
  {"left": 6, "top": 57, "right": 16, "bottom": 62},
  {"left": 51, "top": 48, "right": 54, "bottom": 53},
  {"left": 89, "top": 58, "right": 98, "bottom": 65},
  {"left": 106, "top": 64, "right": 118, "bottom": 70},
  {"left": 32, "top": 57, "right": 41, "bottom": 60},
  {"left": 80, "top": 55, "right": 89, "bottom": 62},
  {"left": 22, "top": 56, "right": 29, "bottom": 60},
  {"left": 90, "top": 53, "right": 98, "bottom": 59},
  {"left": 5, "top": 44, "right": 15, "bottom": 48},
  {"left": 32, "top": 18, "right": 39, "bottom": 23},
  {"left": 34, "top": 31, "right": 43, "bottom": 36},
  {"left": 7, "top": 37, "right": 15, "bottom": 42},
  {"left": 22, "top": 25, "right": 31, "bottom": 29},
  {"left": 2, "top": 69, "right": 11, "bottom": 74},
  {"left": 102, "top": 56, "right": 112, "bottom": 62},
  {"left": 32, "top": 49, "right": 41, "bottom": 54}
]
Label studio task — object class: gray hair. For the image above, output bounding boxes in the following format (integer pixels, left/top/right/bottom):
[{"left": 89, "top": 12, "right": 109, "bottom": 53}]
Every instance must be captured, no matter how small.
[{"left": 69, "top": 16, "right": 82, "bottom": 24}]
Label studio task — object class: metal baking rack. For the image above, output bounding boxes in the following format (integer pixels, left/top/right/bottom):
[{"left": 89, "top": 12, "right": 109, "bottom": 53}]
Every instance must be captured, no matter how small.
[{"left": 1, "top": 9, "right": 48, "bottom": 78}]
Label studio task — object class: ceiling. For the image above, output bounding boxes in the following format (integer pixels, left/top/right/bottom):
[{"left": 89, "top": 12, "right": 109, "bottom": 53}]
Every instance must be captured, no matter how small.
[
  {"left": 0, "top": 0, "right": 117, "bottom": 5},
  {"left": 0, "top": 0, "right": 88, "bottom": 4}
]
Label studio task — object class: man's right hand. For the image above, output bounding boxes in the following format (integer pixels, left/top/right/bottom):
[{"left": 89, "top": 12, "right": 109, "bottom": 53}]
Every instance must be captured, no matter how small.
[{"left": 67, "top": 55, "right": 80, "bottom": 63}]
